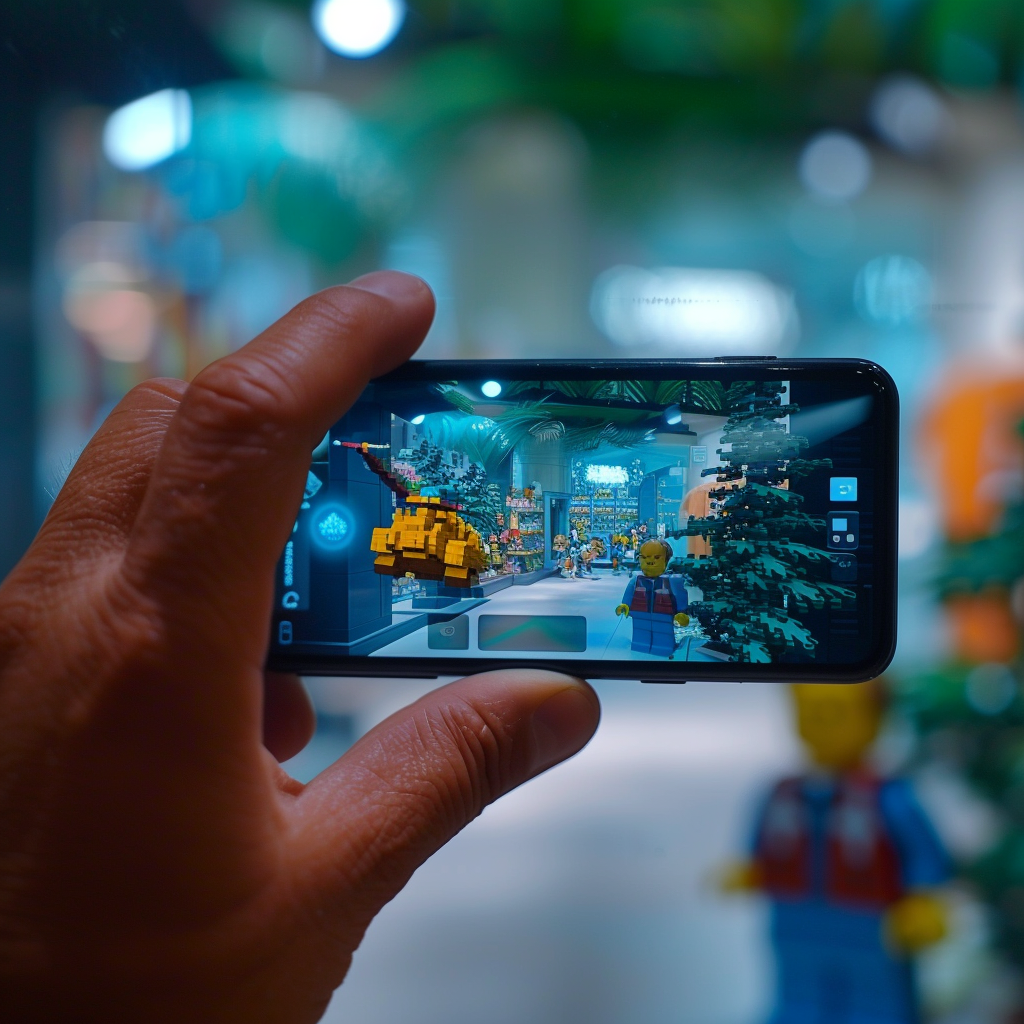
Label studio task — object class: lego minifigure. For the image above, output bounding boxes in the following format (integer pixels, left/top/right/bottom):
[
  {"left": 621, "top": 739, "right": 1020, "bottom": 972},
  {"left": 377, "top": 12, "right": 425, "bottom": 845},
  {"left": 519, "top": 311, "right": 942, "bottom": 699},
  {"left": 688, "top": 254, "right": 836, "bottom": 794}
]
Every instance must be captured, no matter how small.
[
  {"left": 610, "top": 535, "right": 624, "bottom": 575},
  {"left": 615, "top": 539, "right": 689, "bottom": 657},
  {"left": 567, "top": 543, "right": 582, "bottom": 578},
  {"left": 579, "top": 547, "right": 595, "bottom": 576},
  {"left": 721, "top": 682, "right": 950, "bottom": 1024}
]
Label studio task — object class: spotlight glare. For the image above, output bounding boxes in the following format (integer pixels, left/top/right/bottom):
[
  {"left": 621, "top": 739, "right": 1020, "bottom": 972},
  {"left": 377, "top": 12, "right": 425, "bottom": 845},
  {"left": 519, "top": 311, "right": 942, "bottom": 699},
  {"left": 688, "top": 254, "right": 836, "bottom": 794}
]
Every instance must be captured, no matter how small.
[
  {"left": 312, "top": 0, "right": 405, "bottom": 58},
  {"left": 481, "top": 380, "right": 502, "bottom": 398},
  {"left": 103, "top": 89, "right": 192, "bottom": 172},
  {"left": 411, "top": 414, "right": 426, "bottom": 425}
]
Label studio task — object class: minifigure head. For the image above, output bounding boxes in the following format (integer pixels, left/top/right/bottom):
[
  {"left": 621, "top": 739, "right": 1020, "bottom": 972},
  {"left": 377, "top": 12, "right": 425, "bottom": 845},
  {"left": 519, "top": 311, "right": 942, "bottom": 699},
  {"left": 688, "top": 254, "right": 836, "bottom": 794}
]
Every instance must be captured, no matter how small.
[
  {"left": 791, "top": 681, "right": 885, "bottom": 772},
  {"left": 638, "top": 539, "right": 673, "bottom": 577}
]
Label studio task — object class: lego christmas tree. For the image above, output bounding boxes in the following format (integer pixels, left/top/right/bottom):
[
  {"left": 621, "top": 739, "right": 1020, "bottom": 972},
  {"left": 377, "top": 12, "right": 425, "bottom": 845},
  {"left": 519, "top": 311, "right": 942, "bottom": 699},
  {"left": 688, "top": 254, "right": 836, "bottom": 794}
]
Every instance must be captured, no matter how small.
[{"left": 675, "top": 380, "right": 854, "bottom": 663}]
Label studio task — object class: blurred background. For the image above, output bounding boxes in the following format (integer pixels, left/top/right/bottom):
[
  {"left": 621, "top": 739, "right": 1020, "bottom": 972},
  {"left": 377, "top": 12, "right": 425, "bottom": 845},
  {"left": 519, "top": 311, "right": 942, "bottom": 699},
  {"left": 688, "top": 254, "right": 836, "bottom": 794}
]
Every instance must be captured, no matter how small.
[{"left": 7, "top": 0, "right": 1024, "bottom": 1020}]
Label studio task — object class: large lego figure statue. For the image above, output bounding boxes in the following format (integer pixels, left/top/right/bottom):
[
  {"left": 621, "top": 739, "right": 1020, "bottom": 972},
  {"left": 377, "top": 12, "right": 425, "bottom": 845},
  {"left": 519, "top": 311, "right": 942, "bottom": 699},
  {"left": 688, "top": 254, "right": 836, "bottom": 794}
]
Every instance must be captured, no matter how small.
[
  {"left": 615, "top": 538, "right": 689, "bottom": 656},
  {"left": 722, "top": 683, "right": 950, "bottom": 1024}
]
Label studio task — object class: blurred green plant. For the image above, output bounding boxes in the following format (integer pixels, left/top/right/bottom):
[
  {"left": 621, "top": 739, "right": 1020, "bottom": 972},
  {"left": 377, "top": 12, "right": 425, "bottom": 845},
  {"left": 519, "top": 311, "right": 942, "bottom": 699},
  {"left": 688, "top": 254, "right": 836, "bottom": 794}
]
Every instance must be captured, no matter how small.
[
  {"left": 173, "top": 0, "right": 1024, "bottom": 263},
  {"left": 895, "top": 422, "right": 1024, "bottom": 988}
]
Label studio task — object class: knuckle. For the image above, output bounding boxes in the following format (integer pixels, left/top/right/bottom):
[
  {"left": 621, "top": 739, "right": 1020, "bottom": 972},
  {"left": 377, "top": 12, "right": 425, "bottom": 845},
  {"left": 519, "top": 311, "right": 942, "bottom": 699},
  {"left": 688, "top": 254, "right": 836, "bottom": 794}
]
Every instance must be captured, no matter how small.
[
  {"left": 183, "top": 354, "right": 299, "bottom": 452},
  {"left": 300, "top": 287, "right": 372, "bottom": 342},
  {"left": 123, "top": 377, "right": 188, "bottom": 409}
]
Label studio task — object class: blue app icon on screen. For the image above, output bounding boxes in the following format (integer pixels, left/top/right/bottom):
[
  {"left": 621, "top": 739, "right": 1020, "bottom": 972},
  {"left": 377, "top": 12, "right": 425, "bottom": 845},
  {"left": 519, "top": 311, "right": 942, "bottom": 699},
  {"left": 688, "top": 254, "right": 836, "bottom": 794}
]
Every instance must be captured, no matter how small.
[{"left": 830, "top": 477, "right": 858, "bottom": 502}]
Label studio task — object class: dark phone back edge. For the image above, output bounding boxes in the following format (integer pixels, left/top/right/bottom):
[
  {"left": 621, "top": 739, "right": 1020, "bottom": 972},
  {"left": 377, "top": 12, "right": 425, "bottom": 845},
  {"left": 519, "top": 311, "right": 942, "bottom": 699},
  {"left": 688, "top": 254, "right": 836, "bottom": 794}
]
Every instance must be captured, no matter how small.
[{"left": 268, "top": 357, "right": 899, "bottom": 684}]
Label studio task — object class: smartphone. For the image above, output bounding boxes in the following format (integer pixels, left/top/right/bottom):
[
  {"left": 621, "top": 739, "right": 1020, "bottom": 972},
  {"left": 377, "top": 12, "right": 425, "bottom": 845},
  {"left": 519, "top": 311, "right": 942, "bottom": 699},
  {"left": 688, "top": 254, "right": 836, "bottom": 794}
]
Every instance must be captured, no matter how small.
[{"left": 268, "top": 358, "right": 898, "bottom": 683}]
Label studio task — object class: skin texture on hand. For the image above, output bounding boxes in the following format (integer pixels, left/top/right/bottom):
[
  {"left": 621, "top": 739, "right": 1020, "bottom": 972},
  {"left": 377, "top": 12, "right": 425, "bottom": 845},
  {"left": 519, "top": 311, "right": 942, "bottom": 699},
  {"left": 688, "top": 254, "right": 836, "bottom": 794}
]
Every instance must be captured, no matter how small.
[{"left": 0, "top": 273, "right": 601, "bottom": 1024}]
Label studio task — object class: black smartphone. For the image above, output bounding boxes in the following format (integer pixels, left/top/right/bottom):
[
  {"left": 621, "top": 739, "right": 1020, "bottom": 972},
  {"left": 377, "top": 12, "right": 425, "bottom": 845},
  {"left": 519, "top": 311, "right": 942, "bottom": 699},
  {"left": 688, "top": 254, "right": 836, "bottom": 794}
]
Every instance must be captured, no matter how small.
[{"left": 268, "top": 358, "right": 898, "bottom": 683}]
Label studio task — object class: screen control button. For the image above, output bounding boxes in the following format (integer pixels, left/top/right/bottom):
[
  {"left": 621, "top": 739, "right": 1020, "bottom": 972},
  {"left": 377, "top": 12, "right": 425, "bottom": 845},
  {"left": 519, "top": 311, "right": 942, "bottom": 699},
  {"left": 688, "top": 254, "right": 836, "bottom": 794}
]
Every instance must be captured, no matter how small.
[{"left": 827, "top": 511, "right": 860, "bottom": 550}]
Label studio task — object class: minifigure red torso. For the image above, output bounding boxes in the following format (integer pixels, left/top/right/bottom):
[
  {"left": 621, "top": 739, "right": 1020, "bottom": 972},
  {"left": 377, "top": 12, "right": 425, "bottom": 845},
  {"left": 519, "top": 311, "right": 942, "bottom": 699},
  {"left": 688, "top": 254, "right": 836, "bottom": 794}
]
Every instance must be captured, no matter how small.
[
  {"left": 755, "top": 773, "right": 903, "bottom": 909},
  {"left": 629, "top": 575, "right": 678, "bottom": 616}
]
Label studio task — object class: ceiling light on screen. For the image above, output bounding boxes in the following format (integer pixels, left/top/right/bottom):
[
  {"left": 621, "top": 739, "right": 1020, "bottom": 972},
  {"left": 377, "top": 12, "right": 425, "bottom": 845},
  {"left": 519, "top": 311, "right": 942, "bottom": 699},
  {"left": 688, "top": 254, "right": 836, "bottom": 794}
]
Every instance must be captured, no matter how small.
[
  {"left": 411, "top": 415, "right": 426, "bottom": 425},
  {"left": 312, "top": 0, "right": 405, "bottom": 58},
  {"left": 586, "top": 465, "right": 630, "bottom": 487},
  {"left": 590, "top": 266, "right": 798, "bottom": 355},
  {"left": 103, "top": 89, "right": 192, "bottom": 172}
]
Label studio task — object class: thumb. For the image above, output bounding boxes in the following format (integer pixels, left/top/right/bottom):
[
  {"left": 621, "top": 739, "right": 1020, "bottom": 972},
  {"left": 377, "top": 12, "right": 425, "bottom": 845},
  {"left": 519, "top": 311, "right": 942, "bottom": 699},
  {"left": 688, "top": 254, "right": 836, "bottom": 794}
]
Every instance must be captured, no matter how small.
[{"left": 290, "top": 671, "right": 599, "bottom": 931}]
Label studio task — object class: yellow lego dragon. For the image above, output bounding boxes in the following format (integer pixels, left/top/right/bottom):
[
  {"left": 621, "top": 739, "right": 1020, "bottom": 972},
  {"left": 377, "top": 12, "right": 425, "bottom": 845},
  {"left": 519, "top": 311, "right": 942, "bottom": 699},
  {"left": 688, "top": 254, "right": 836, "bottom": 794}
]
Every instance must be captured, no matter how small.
[{"left": 342, "top": 441, "right": 487, "bottom": 589}]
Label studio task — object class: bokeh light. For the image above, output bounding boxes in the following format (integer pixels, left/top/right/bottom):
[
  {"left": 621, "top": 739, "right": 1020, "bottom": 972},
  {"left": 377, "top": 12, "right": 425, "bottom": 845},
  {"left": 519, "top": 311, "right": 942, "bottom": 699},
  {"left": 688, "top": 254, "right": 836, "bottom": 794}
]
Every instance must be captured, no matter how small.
[
  {"left": 590, "top": 265, "right": 798, "bottom": 355},
  {"left": 61, "top": 261, "right": 155, "bottom": 363},
  {"left": 103, "top": 89, "right": 192, "bottom": 172},
  {"left": 870, "top": 75, "right": 947, "bottom": 156},
  {"left": 854, "top": 255, "right": 932, "bottom": 327},
  {"left": 798, "top": 131, "right": 873, "bottom": 204},
  {"left": 481, "top": 381, "right": 503, "bottom": 398},
  {"left": 312, "top": 0, "right": 405, "bottom": 58},
  {"left": 965, "top": 663, "right": 1018, "bottom": 716}
]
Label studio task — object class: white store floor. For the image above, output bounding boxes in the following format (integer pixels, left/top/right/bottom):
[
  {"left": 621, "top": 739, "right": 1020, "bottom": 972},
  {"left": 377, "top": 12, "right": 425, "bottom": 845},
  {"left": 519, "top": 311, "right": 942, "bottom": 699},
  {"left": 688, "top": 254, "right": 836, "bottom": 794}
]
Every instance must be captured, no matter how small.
[
  {"left": 375, "top": 569, "right": 722, "bottom": 663},
  {"left": 288, "top": 677, "right": 802, "bottom": 1024}
]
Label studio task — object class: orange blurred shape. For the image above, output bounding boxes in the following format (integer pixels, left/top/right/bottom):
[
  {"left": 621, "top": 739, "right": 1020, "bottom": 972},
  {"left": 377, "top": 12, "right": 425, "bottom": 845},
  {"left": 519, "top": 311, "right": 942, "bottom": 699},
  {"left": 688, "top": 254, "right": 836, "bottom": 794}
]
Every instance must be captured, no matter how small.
[
  {"left": 919, "top": 374, "right": 1024, "bottom": 542},
  {"left": 945, "top": 591, "right": 1019, "bottom": 663}
]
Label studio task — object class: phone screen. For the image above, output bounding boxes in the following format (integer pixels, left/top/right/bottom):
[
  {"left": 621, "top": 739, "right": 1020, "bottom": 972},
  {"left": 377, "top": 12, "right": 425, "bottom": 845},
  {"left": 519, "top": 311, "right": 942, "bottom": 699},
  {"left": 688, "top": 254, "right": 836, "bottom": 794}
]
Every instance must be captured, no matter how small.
[{"left": 269, "top": 360, "right": 897, "bottom": 681}]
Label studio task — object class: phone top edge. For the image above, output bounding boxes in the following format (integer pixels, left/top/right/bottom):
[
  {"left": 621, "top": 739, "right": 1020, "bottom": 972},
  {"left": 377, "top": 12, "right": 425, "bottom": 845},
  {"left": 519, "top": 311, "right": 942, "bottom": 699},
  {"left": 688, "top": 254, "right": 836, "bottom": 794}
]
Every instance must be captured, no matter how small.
[{"left": 374, "top": 356, "right": 901, "bottom": 379}]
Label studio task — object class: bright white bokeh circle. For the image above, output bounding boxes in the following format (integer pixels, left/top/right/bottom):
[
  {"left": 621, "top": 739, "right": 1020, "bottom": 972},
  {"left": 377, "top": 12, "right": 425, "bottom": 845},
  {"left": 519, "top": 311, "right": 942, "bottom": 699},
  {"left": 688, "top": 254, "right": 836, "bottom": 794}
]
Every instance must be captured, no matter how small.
[
  {"left": 103, "top": 89, "right": 192, "bottom": 172},
  {"left": 481, "top": 381, "right": 503, "bottom": 398},
  {"left": 312, "top": 0, "right": 405, "bottom": 58}
]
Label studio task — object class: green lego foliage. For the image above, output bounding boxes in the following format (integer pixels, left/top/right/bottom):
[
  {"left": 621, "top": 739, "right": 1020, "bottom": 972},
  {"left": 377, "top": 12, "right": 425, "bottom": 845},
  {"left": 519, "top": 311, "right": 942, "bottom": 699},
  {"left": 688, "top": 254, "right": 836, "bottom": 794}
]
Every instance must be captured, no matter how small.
[{"left": 671, "top": 380, "right": 853, "bottom": 662}]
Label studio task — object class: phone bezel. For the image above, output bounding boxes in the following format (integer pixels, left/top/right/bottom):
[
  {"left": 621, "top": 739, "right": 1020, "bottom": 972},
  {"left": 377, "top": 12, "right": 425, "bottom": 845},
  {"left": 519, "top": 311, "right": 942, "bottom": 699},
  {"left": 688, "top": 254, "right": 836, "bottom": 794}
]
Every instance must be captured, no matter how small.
[{"left": 268, "top": 357, "right": 898, "bottom": 683}]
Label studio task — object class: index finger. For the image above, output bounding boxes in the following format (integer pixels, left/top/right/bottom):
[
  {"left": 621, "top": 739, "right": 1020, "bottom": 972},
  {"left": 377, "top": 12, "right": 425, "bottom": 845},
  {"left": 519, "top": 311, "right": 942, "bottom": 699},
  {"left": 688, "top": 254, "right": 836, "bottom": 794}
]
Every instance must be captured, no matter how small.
[{"left": 122, "top": 272, "right": 435, "bottom": 667}]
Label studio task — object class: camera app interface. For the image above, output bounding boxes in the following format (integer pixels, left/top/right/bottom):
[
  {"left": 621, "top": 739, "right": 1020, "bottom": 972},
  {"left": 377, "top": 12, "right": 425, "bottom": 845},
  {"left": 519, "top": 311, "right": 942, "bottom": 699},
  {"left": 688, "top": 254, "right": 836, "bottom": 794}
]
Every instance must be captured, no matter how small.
[{"left": 273, "top": 373, "right": 881, "bottom": 666}]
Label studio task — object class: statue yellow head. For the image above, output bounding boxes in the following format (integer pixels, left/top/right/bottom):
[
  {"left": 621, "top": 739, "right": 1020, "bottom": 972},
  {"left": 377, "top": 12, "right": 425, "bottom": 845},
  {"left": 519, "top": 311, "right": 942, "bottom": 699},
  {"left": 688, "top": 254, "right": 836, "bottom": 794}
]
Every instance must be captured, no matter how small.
[
  {"left": 790, "top": 681, "right": 885, "bottom": 772},
  {"left": 638, "top": 539, "right": 672, "bottom": 578}
]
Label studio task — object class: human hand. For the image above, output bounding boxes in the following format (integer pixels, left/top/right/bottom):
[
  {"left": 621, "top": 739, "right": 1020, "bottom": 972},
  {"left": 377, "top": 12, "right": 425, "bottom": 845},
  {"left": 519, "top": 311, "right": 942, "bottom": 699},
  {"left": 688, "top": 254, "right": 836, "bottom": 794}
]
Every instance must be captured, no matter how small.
[
  {"left": 884, "top": 891, "right": 948, "bottom": 953},
  {"left": 615, "top": 604, "right": 630, "bottom": 617},
  {"left": 0, "top": 272, "right": 601, "bottom": 1023}
]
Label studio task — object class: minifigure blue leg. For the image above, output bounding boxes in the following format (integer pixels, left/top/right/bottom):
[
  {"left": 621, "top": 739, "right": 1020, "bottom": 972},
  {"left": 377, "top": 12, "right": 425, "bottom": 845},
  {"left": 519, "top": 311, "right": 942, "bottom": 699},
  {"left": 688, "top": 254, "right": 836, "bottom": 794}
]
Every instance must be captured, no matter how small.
[
  {"left": 649, "top": 618, "right": 677, "bottom": 657},
  {"left": 630, "top": 616, "right": 654, "bottom": 654},
  {"left": 769, "top": 939, "right": 920, "bottom": 1024}
]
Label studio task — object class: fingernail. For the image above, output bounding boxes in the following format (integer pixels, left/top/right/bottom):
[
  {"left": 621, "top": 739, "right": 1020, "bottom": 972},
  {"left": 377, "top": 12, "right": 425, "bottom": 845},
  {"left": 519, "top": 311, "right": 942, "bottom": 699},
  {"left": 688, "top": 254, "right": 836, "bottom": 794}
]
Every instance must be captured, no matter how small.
[
  {"left": 350, "top": 271, "right": 433, "bottom": 306},
  {"left": 529, "top": 686, "right": 599, "bottom": 775}
]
